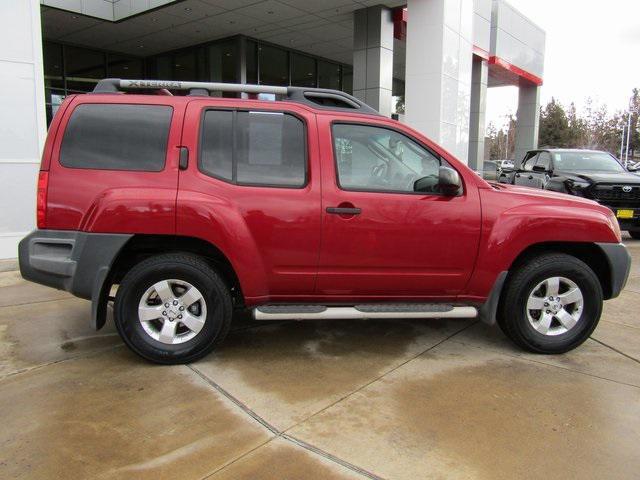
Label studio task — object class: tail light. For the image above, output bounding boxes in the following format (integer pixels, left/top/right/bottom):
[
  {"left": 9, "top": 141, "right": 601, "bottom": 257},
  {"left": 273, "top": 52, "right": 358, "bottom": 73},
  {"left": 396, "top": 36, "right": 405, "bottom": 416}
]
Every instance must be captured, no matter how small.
[{"left": 36, "top": 171, "right": 49, "bottom": 229}]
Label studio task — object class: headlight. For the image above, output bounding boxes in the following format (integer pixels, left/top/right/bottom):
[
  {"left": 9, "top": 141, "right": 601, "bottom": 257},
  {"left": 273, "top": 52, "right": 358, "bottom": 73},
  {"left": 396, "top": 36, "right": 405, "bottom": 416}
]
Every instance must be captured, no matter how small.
[
  {"left": 566, "top": 179, "right": 590, "bottom": 195},
  {"left": 569, "top": 180, "right": 590, "bottom": 190}
]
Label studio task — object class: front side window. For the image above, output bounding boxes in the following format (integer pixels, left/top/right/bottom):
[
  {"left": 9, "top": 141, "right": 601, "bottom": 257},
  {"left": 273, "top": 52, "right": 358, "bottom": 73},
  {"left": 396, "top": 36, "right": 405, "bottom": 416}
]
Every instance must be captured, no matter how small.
[
  {"left": 200, "top": 110, "right": 306, "bottom": 187},
  {"left": 536, "top": 152, "right": 552, "bottom": 170},
  {"left": 522, "top": 154, "right": 539, "bottom": 171},
  {"left": 332, "top": 123, "right": 441, "bottom": 193},
  {"left": 60, "top": 104, "right": 172, "bottom": 171}
]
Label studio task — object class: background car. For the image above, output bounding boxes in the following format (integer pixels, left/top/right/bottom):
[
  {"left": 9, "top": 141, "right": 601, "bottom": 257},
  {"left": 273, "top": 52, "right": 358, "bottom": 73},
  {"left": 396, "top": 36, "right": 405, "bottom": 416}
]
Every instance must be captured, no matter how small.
[{"left": 510, "top": 148, "right": 640, "bottom": 238}]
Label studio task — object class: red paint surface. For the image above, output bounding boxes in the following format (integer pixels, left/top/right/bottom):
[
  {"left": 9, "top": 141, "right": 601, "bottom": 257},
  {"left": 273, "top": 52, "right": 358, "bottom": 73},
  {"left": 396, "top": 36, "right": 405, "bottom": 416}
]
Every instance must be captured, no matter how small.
[
  {"left": 392, "top": 7, "right": 407, "bottom": 40},
  {"left": 472, "top": 45, "right": 490, "bottom": 60},
  {"left": 489, "top": 55, "right": 543, "bottom": 86},
  {"left": 41, "top": 94, "right": 617, "bottom": 306}
]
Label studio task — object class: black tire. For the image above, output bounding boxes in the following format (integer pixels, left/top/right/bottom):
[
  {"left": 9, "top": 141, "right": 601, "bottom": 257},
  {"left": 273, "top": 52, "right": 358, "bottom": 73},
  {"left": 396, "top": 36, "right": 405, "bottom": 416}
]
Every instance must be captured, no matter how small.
[
  {"left": 497, "top": 253, "right": 603, "bottom": 354},
  {"left": 629, "top": 230, "right": 640, "bottom": 240},
  {"left": 114, "top": 253, "right": 232, "bottom": 364}
]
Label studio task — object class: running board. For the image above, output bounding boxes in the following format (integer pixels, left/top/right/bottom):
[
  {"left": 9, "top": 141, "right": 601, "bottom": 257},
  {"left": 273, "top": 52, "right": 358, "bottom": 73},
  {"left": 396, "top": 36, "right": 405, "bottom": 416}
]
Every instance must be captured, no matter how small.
[{"left": 253, "top": 304, "right": 478, "bottom": 320}]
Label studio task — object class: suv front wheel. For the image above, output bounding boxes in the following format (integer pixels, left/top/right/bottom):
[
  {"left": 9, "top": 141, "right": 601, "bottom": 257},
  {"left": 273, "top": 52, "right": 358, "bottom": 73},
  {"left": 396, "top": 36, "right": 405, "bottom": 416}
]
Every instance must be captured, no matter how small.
[
  {"left": 114, "top": 253, "right": 232, "bottom": 364},
  {"left": 497, "top": 253, "right": 603, "bottom": 354}
]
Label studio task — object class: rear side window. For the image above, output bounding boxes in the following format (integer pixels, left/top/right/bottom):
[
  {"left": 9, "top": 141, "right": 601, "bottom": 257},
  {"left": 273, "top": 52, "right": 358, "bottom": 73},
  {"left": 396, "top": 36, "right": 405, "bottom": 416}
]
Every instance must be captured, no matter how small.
[
  {"left": 200, "top": 110, "right": 233, "bottom": 181},
  {"left": 60, "top": 104, "right": 172, "bottom": 171},
  {"left": 200, "top": 110, "right": 306, "bottom": 187}
]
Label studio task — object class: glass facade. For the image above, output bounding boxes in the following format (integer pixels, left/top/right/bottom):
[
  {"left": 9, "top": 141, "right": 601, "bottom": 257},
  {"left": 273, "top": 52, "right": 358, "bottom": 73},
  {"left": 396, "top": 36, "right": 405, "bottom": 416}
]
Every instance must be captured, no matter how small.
[
  {"left": 43, "top": 41, "right": 144, "bottom": 123},
  {"left": 43, "top": 35, "right": 356, "bottom": 124}
]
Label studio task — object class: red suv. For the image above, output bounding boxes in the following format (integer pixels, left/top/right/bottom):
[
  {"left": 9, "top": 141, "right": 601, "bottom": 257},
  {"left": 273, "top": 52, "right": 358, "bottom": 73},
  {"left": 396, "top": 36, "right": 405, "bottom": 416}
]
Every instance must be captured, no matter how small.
[{"left": 19, "top": 79, "right": 631, "bottom": 364}]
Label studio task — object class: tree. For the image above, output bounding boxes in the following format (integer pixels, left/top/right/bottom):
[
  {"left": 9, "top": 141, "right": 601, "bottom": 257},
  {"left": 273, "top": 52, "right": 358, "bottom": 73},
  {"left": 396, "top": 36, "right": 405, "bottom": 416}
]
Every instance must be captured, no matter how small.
[
  {"left": 486, "top": 87, "right": 640, "bottom": 161},
  {"left": 538, "top": 98, "right": 574, "bottom": 147},
  {"left": 486, "top": 115, "right": 516, "bottom": 160}
]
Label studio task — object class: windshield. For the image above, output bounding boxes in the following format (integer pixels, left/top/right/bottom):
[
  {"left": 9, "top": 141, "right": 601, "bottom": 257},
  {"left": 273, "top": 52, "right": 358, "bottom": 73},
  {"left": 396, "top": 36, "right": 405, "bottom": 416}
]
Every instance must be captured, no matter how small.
[{"left": 552, "top": 152, "right": 625, "bottom": 172}]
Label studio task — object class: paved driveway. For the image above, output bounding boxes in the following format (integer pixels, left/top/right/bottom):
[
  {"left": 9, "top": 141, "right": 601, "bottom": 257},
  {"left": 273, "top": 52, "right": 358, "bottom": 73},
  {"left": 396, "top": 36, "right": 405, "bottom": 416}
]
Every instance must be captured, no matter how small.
[{"left": 1, "top": 239, "right": 639, "bottom": 479}]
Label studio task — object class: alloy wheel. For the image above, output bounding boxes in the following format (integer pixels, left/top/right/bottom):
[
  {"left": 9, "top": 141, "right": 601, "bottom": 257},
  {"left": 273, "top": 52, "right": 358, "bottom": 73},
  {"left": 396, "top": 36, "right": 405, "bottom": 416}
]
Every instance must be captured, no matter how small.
[
  {"left": 526, "top": 276, "right": 584, "bottom": 336},
  {"left": 137, "top": 279, "right": 207, "bottom": 344}
]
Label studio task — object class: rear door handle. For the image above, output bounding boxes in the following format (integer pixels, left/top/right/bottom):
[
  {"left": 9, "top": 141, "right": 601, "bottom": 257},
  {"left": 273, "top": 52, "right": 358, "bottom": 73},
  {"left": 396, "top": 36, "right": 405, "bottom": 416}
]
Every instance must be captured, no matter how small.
[{"left": 326, "top": 207, "right": 361, "bottom": 215}]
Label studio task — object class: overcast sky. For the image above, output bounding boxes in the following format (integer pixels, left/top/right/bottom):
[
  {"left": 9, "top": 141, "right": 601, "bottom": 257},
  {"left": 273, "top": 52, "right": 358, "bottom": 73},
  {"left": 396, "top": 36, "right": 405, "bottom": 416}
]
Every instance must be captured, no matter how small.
[{"left": 486, "top": 0, "right": 640, "bottom": 130}]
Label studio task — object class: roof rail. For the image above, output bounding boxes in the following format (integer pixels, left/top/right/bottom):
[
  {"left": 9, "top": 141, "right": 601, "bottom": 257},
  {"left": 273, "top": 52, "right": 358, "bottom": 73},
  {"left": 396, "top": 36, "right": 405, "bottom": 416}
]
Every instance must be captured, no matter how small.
[{"left": 92, "top": 78, "right": 381, "bottom": 116}]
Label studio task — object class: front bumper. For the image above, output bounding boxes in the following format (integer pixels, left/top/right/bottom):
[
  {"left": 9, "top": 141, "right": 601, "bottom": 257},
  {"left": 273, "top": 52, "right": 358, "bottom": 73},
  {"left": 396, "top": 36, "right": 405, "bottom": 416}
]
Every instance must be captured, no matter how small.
[
  {"left": 600, "top": 205, "right": 640, "bottom": 231},
  {"left": 595, "top": 242, "right": 632, "bottom": 299},
  {"left": 19, "top": 230, "right": 132, "bottom": 328}
]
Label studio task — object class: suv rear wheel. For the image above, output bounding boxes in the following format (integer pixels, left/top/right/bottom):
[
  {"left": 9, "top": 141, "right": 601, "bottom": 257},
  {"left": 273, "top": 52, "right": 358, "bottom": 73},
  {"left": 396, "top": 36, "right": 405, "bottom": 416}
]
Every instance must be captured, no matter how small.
[
  {"left": 497, "top": 253, "right": 603, "bottom": 354},
  {"left": 114, "top": 253, "right": 232, "bottom": 364}
]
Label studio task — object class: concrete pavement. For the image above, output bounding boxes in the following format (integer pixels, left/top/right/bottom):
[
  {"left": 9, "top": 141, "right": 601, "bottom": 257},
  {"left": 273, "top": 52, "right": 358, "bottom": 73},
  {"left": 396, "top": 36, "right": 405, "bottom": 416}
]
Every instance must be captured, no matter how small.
[{"left": 1, "top": 239, "right": 639, "bottom": 479}]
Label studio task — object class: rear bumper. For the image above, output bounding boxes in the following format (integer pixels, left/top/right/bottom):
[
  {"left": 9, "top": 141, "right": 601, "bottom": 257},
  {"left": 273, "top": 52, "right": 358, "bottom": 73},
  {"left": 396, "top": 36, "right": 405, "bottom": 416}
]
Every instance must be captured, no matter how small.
[
  {"left": 19, "top": 230, "right": 132, "bottom": 327},
  {"left": 595, "top": 242, "right": 632, "bottom": 299}
]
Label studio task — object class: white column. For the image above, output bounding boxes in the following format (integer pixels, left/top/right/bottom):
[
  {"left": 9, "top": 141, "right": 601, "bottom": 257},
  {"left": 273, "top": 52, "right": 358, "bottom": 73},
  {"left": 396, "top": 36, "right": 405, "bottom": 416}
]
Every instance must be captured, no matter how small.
[
  {"left": 353, "top": 6, "right": 394, "bottom": 117},
  {"left": 405, "top": 0, "right": 474, "bottom": 162},
  {"left": 514, "top": 82, "right": 541, "bottom": 164},
  {"left": 468, "top": 56, "right": 488, "bottom": 170},
  {"left": 0, "top": 0, "right": 46, "bottom": 259}
]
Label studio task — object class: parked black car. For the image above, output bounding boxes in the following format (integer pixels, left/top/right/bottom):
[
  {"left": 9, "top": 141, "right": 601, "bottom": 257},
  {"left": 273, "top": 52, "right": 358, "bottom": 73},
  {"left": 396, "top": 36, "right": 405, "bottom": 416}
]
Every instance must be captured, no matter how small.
[{"left": 511, "top": 149, "right": 640, "bottom": 238}]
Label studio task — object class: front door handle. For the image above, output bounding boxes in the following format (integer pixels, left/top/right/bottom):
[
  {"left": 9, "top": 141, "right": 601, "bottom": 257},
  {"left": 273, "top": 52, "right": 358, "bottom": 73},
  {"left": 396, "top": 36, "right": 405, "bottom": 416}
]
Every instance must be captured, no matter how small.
[{"left": 326, "top": 206, "right": 361, "bottom": 215}]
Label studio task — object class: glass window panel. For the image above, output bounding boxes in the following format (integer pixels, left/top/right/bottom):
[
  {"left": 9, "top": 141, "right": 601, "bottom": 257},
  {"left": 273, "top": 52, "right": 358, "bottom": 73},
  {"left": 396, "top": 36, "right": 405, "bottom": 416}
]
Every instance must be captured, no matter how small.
[
  {"left": 236, "top": 112, "right": 305, "bottom": 187},
  {"left": 173, "top": 50, "right": 197, "bottom": 81},
  {"left": 43, "top": 42, "right": 65, "bottom": 125},
  {"left": 208, "top": 41, "right": 237, "bottom": 84},
  {"left": 332, "top": 124, "right": 441, "bottom": 193},
  {"left": 154, "top": 55, "right": 173, "bottom": 79},
  {"left": 64, "top": 46, "right": 105, "bottom": 92},
  {"left": 341, "top": 65, "right": 353, "bottom": 94},
  {"left": 200, "top": 110, "right": 233, "bottom": 181},
  {"left": 536, "top": 152, "right": 551, "bottom": 170},
  {"left": 43, "top": 42, "right": 63, "bottom": 81},
  {"left": 258, "top": 44, "right": 288, "bottom": 86},
  {"left": 291, "top": 53, "right": 316, "bottom": 87},
  {"left": 60, "top": 104, "right": 172, "bottom": 171},
  {"left": 318, "top": 60, "right": 340, "bottom": 90},
  {"left": 392, "top": 78, "right": 404, "bottom": 96},
  {"left": 107, "top": 54, "right": 143, "bottom": 79},
  {"left": 246, "top": 41, "right": 257, "bottom": 83}
]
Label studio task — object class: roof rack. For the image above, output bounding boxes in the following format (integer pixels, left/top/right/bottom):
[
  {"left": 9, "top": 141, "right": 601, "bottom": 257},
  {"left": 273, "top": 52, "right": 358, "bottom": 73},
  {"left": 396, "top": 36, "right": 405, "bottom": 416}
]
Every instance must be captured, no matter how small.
[{"left": 92, "top": 78, "right": 381, "bottom": 116}]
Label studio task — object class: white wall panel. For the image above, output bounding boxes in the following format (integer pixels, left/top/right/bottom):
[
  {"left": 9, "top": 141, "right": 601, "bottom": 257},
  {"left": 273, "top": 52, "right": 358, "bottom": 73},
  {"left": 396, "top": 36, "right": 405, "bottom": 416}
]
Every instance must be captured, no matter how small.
[
  {"left": 405, "top": 0, "right": 473, "bottom": 162},
  {"left": 490, "top": 0, "right": 545, "bottom": 78},
  {"left": 0, "top": 0, "right": 46, "bottom": 259}
]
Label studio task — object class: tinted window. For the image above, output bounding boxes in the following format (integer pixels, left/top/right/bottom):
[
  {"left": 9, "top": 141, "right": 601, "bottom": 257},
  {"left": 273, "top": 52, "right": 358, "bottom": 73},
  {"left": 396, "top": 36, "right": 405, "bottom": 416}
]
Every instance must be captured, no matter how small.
[
  {"left": 60, "top": 104, "right": 172, "bottom": 171},
  {"left": 200, "top": 110, "right": 233, "bottom": 181},
  {"left": 318, "top": 61, "right": 341, "bottom": 90},
  {"left": 536, "top": 152, "right": 551, "bottom": 170},
  {"left": 200, "top": 110, "right": 306, "bottom": 187},
  {"left": 522, "top": 154, "right": 539, "bottom": 171},
  {"left": 333, "top": 124, "right": 441, "bottom": 193},
  {"left": 291, "top": 53, "right": 316, "bottom": 87},
  {"left": 259, "top": 45, "right": 288, "bottom": 86}
]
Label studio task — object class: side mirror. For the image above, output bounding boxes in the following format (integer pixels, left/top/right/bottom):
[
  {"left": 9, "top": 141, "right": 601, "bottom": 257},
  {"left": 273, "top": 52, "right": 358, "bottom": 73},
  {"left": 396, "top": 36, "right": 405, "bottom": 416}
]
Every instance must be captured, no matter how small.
[
  {"left": 437, "top": 166, "right": 461, "bottom": 195},
  {"left": 532, "top": 165, "right": 548, "bottom": 173},
  {"left": 414, "top": 167, "right": 461, "bottom": 195}
]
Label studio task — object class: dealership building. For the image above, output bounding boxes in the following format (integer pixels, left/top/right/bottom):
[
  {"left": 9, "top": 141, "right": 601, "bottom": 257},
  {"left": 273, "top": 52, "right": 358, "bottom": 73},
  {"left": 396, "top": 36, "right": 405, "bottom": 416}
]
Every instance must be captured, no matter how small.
[{"left": 0, "top": 0, "right": 544, "bottom": 259}]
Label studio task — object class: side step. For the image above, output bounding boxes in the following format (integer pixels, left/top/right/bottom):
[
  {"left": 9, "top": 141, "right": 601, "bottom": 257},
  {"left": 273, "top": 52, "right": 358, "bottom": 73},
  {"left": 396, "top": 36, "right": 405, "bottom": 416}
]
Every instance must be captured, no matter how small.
[{"left": 253, "top": 304, "right": 478, "bottom": 320}]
